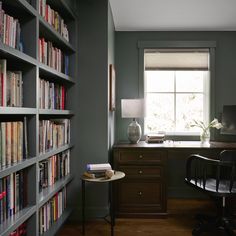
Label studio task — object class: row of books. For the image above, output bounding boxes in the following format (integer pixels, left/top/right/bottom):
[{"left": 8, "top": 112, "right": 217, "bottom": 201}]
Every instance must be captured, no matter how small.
[
  {"left": 39, "top": 150, "right": 70, "bottom": 192},
  {"left": 0, "top": 170, "right": 27, "bottom": 224},
  {"left": 0, "top": 59, "right": 23, "bottom": 107},
  {"left": 0, "top": 2, "right": 22, "bottom": 50},
  {"left": 9, "top": 222, "right": 26, "bottom": 236},
  {"left": 39, "top": 78, "right": 66, "bottom": 110},
  {"left": 39, "top": 0, "right": 69, "bottom": 42},
  {"left": 39, "top": 187, "right": 67, "bottom": 235},
  {"left": 0, "top": 119, "right": 28, "bottom": 169},
  {"left": 39, "top": 38, "right": 69, "bottom": 75},
  {"left": 39, "top": 119, "right": 70, "bottom": 154}
]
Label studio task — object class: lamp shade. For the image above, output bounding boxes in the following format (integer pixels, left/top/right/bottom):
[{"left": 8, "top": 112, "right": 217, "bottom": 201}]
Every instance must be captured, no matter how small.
[{"left": 121, "top": 99, "right": 145, "bottom": 118}]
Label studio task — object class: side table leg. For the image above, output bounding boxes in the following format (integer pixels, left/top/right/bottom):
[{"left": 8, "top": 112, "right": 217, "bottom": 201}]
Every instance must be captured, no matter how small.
[
  {"left": 109, "top": 182, "right": 114, "bottom": 236},
  {"left": 82, "top": 180, "right": 85, "bottom": 235}
]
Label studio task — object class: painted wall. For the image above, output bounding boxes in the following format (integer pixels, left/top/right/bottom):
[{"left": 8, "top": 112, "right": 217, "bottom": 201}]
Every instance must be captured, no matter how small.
[
  {"left": 115, "top": 31, "right": 236, "bottom": 142},
  {"left": 69, "top": 0, "right": 115, "bottom": 220},
  {"left": 108, "top": 2, "right": 116, "bottom": 151}
]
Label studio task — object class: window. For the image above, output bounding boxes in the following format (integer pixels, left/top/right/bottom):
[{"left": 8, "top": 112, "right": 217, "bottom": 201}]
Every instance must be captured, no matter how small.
[{"left": 144, "top": 48, "right": 210, "bottom": 135}]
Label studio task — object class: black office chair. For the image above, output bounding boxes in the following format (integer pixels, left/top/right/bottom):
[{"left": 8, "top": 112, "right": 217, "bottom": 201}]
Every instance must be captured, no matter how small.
[{"left": 185, "top": 150, "right": 236, "bottom": 235}]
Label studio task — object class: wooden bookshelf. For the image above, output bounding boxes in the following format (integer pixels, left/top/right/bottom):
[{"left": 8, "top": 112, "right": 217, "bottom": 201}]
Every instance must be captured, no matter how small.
[{"left": 0, "top": 0, "right": 76, "bottom": 235}]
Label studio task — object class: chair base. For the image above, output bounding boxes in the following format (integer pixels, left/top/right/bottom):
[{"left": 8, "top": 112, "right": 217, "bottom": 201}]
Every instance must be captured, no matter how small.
[{"left": 192, "top": 214, "right": 236, "bottom": 236}]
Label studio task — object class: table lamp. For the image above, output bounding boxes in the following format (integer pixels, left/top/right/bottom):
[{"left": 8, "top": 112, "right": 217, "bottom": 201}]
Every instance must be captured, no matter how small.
[{"left": 121, "top": 99, "right": 145, "bottom": 143}]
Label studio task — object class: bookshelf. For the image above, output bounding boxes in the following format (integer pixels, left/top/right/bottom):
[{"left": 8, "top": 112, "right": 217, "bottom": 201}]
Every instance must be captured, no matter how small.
[{"left": 0, "top": 0, "right": 76, "bottom": 235}]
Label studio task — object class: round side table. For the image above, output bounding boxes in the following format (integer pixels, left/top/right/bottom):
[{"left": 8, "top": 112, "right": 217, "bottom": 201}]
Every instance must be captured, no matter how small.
[{"left": 81, "top": 171, "right": 125, "bottom": 236}]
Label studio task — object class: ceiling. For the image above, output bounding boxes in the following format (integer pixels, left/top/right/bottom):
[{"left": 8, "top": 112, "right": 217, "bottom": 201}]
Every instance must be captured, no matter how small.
[{"left": 109, "top": 0, "right": 236, "bottom": 31}]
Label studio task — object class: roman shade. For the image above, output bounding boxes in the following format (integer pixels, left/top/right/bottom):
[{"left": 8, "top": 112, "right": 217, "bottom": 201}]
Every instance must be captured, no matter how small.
[{"left": 144, "top": 49, "right": 209, "bottom": 70}]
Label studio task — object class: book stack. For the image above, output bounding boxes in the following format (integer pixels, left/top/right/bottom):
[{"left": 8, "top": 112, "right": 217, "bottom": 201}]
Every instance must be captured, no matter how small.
[
  {"left": 0, "top": 170, "right": 27, "bottom": 224},
  {"left": 39, "top": 150, "right": 70, "bottom": 192},
  {"left": 84, "top": 163, "right": 112, "bottom": 179},
  {"left": 0, "top": 2, "right": 22, "bottom": 50},
  {"left": 38, "top": 38, "right": 69, "bottom": 75},
  {"left": 39, "top": 78, "right": 66, "bottom": 110},
  {"left": 146, "top": 133, "right": 165, "bottom": 143},
  {"left": 38, "top": 0, "right": 69, "bottom": 41},
  {"left": 39, "top": 187, "right": 67, "bottom": 235},
  {"left": 0, "top": 59, "right": 23, "bottom": 107},
  {"left": 0, "top": 118, "right": 28, "bottom": 168},
  {"left": 39, "top": 119, "right": 70, "bottom": 154}
]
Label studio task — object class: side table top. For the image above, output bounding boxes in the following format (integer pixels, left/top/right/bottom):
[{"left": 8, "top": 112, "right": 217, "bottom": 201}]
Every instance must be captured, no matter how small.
[{"left": 81, "top": 171, "right": 125, "bottom": 183}]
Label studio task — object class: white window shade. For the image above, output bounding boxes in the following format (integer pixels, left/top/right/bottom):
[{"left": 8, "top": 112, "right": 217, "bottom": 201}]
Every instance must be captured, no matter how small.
[{"left": 145, "top": 49, "right": 209, "bottom": 70}]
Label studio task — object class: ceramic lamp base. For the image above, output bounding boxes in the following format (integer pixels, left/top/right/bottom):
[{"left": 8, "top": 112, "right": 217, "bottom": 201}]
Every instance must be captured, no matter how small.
[{"left": 127, "top": 120, "right": 142, "bottom": 143}]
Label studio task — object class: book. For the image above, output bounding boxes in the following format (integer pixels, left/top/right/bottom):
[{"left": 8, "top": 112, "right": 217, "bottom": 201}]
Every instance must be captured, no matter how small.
[
  {"left": 23, "top": 116, "right": 28, "bottom": 159},
  {"left": 86, "top": 163, "right": 111, "bottom": 172},
  {"left": 146, "top": 133, "right": 165, "bottom": 143},
  {"left": 39, "top": 187, "right": 67, "bottom": 234},
  {"left": 83, "top": 171, "right": 106, "bottom": 179},
  {"left": 0, "top": 59, "right": 6, "bottom": 106}
]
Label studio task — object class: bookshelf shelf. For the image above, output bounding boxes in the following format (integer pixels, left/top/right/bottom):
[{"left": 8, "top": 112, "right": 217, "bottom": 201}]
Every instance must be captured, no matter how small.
[
  {"left": 0, "top": 205, "right": 36, "bottom": 236},
  {"left": 39, "top": 16, "right": 75, "bottom": 53},
  {"left": 2, "top": 0, "right": 36, "bottom": 17},
  {"left": 0, "top": 157, "right": 37, "bottom": 179},
  {"left": 0, "top": 43, "right": 37, "bottom": 65},
  {"left": 38, "top": 144, "right": 73, "bottom": 162},
  {"left": 41, "top": 208, "right": 72, "bottom": 236},
  {"left": 39, "top": 63, "right": 74, "bottom": 82},
  {"left": 38, "top": 109, "right": 74, "bottom": 115},
  {"left": 18, "top": 0, "right": 37, "bottom": 16},
  {"left": 0, "top": 107, "right": 37, "bottom": 115},
  {"left": 0, "top": 0, "right": 76, "bottom": 235},
  {"left": 38, "top": 175, "right": 73, "bottom": 208},
  {"left": 39, "top": 67, "right": 75, "bottom": 85}
]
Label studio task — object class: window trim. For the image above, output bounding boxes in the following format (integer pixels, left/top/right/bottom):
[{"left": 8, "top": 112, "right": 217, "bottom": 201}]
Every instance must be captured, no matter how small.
[{"left": 138, "top": 41, "right": 216, "bottom": 140}]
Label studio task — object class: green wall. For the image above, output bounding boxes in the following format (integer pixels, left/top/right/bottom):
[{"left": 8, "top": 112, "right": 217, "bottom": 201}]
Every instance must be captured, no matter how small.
[
  {"left": 115, "top": 31, "right": 236, "bottom": 142},
  {"left": 70, "top": 0, "right": 115, "bottom": 220}
]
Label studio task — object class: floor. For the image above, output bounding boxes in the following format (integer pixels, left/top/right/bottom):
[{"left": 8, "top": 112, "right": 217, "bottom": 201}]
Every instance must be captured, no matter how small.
[{"left": 57, "top": 199, "right": 231, "bottom": 236}]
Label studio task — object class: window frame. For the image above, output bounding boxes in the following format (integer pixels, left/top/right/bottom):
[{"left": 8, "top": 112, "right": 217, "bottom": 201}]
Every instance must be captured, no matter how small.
[{"left": 138, "top": 41, "right": 216, "bottom": 140}]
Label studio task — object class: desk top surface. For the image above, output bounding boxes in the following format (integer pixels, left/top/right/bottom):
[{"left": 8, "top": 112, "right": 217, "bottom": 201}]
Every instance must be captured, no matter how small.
[
  {"left": 113, "top": 141, "right": 236, "bottom": 149},
  {"left": 81, "top": 171, "right": 125, "bottom": 183}
]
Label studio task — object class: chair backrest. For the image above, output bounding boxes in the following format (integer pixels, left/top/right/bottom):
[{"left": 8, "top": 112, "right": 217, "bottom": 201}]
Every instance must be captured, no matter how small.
[
  {"left": 186, "top": 150, "right": 236, "bottom": 194},
  {"left": 220, "top": 150, "right": 236, "bottom": 162}
]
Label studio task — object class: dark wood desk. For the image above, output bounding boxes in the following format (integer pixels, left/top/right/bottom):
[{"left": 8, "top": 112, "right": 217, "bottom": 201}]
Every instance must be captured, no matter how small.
[{"left": 112, "top": 141, "right": 236, "bottom": 218}]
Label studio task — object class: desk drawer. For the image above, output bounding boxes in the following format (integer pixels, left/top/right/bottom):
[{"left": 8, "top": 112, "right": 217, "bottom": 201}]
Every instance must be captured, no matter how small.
[
  {"left": 117, "top": 151, "right": 165, "bottom": 164},
  {"left": 117, "top": 181, "right": 165, "bottom": 214},
  {"left": 120, "top": 166, "right": 162, "bottom": 178}
]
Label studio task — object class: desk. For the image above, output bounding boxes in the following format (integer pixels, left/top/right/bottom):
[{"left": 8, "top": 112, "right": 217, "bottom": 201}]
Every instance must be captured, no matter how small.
[
  {"left": 112, "top": 141, "right": 236, "bottom": 217},
  {"left": 81, "top": 171, "right": 125, "bottom": 236}
]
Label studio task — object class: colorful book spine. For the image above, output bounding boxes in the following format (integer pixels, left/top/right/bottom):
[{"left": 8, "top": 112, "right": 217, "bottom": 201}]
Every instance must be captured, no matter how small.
[
  {"left": 9, "top": 222, "right": 27, "bottom": 236},
  {"left": 38, "top": 38, "right": 69, "bottom": 75},
  {"left": 0, "top": 2, "right": 22, "bottom": 50},
  {"left": 39, "top": 187, "right": 67, "bottom": 234},
  {"left": 0, "top": 59, "right": 23, "bottom": 107},
  {"left": 0, "top": 119, "right": 28, "bottom": 168},
  {"left": 39, "top": 119, "right": 70, "bottom": 154},
  {"left": 38, "top": 0, "right": 69, "bottom": 42},
  {"left": 0, "top": 170, "right": 26, "bottom": 224},
  {"left": 39, "top": 78, "right": 66, "bottom": 110},
  {"left": 39, "top": 150, "right": 70, "bottom": 192}
]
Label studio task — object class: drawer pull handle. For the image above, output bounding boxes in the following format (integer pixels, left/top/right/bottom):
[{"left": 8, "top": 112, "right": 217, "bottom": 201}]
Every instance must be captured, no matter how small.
[
  {"left": 138, "top": 191, "right": 142, "bottom": 196},
  {"left": 139, "top": 155, "right": 143, "bottom": 159},
  {"left": 138, "top": 170, "right": 143, "bottom": 174}
]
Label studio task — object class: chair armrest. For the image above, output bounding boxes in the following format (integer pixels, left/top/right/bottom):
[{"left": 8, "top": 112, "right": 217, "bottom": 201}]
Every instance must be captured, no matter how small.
[{"left": 186, "top": 152, "right": 236, "bottom": 193}]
